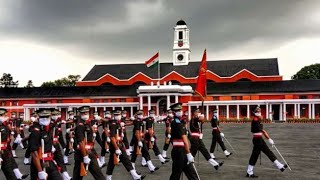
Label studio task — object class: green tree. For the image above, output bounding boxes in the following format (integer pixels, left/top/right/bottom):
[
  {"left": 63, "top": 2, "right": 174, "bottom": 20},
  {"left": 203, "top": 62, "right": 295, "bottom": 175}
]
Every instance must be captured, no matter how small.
[
  {"left": 0, "top": 73, "right": 19, "bottom": 88},
  {"left": 291, "top": 63, "right": 320, "bottom": 80},
  {"left": 25, "top": 80, "right": 34, "bottom": 88},
  {"left": 41, "top": 75, "right": 81, "bottom": 87}
]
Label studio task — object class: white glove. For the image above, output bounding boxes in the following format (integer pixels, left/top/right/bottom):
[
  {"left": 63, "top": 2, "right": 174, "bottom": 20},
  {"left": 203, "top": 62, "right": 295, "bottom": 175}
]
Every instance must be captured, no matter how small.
[
  {"left": 14, "top": 135, "right": 22, "bottom": 144},
  {"left": 61, "top": 120, "right": 66, "bottom": 124},
  {"left": 199, "top": 133, "right": 203, "bottom": 139},
  {"left": 121, "top": 133, "right": 124, "bottom": 137},
  {"left": 83, "top": 155, "right": 91, "bottom": 164},
  {"left": 11, "top": 131, "right": 15, "bottom": 135},
  {"left": 268, "top": 138, "right": 275, "bottom": 145},
  {"left": 38, "top": 171, "right": 48, "bottom": 180},
  {"left": 0, "top": 157, "right": 3, "bottom": 164},
  {"left": 130, "top": 116, "right": 135, "bottom": 120},
  {"left": 92, "top": 124, "right": 98, "bottom": 129},
  {"left": 25, "top": 125, "right": 29, "bottom": 129},
  {"left": 199, "top": 114, "right": 205, "bottom": 120},
  {"left": 138, "top": 141, "right": 143, "bottom": 147},
  {"left": 66, "top": 128, "right": 71, "bottom": 133},
  {"left": 151, "top": 137, "right": 155, "bottom": 142},
  {"left": 186, "top": 153, "right": 194, "bottom": 164},
  {"left": 70, "top": 138, "right": 74, "bottom": 143},
  {"left": 220, "top": 133, "right": 225, "bottom": 138},
  {"left": 95, "top": 116, "right": 102, "bottom": 120},
  {"left": 93, "top": 133, "right": 96, "bottom": 138},
  {"left": 115, "top": 149, "right": 122, "bottom": 155},
  {"left": 107, "top": 137, "right": 111, "bottom": 143},
  {"left": 120, "top": 122, "right": 125, "bottom": 127},
  {"left": 51, "top": 145, "right": 56, "bottom": 153},
  {"left": 167, "top": 134, "right": 171, "bottom": 139}
]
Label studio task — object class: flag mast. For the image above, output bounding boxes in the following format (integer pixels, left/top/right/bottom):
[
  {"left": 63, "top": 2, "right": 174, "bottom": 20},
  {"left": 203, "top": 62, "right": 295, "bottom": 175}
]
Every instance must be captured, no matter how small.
[{"left": 158, "top": 51, "right": 160, "bottom": 87}]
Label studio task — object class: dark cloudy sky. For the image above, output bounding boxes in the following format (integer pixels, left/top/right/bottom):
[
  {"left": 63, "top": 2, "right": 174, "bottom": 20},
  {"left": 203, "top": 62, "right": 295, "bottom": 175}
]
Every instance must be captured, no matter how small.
[{"left": 0, "top": 0, "right": 319, "bottom": 86}]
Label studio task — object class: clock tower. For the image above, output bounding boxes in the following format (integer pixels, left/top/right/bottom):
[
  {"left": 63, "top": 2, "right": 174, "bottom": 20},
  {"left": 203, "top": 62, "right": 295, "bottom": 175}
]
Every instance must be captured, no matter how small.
[{"left": 173, "top": 19, "right": 191, "bottom": 66}]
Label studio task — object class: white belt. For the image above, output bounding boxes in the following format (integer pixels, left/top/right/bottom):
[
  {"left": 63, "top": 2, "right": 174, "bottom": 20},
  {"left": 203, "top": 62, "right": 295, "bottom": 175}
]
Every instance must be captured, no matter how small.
[
  {"left": 191, "top": 133, "right": 200, "bottom": 137},
  {"left": 172, "top": 142, "right": 184, "bottom": 146},
  {"left": 212, "top": 127, "right": 218, "bottom": 130},
  {"left": 253, "top": 133, "right": 263, "bottom": 136}
]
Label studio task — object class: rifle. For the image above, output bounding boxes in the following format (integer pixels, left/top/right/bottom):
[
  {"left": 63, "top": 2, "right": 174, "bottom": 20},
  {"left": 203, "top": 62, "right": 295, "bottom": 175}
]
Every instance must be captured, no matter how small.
[
  {"left": 148, "top": 122, "right": 154, "bottom": 149},
  {"left": 114, "top": 129, "right": 120, "bottom": 165},
  {"left": 0, "top": 131, "right": 2, "bottom": 170},
  {"left": 80, "top": 131, "right": 88, "bottom": 176}
]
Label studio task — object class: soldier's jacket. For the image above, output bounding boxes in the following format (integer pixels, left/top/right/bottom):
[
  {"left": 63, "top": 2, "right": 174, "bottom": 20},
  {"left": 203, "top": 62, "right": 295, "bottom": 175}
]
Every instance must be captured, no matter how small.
[
  {"left": 0, "top": 122, "right": 11, "bottom": 150},
  {"left": 73, "top": 119, "right": 95, "bottom": 160},
  {"left": 29, "top": 124, "right": 53, "bottom": 154}
]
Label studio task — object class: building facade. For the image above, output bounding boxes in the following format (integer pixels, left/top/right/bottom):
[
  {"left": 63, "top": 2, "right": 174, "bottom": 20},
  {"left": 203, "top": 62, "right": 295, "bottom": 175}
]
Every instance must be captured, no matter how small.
[{"left": 1, "top": 20, "right": 320, "bottom": 121}]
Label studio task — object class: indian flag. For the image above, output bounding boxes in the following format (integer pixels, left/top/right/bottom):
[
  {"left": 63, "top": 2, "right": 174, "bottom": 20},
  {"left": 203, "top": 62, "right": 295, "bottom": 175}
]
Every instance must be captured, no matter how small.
[{"left": 145, "top": 52, "right": 159, "bottom": 68}]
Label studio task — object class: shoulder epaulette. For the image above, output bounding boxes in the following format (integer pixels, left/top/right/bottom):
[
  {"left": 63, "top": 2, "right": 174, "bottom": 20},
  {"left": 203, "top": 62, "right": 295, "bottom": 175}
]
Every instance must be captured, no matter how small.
[{"left": 175, "top": 118, "right": 181, "bottom": 123}]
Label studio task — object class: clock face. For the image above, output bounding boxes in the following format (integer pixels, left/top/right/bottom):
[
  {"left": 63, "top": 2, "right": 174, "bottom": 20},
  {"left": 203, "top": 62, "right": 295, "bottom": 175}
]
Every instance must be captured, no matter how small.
[{"left": 177, "top": 54, "right": 184, "bottom": 61}]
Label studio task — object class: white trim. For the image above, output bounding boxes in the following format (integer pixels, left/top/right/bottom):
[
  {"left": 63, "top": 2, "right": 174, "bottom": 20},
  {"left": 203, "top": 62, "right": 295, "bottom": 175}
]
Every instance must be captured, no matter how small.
[
  {"left": 23, "top": 102, "right": 139, "bottom": 108},
  {"left": 138, "top": 93, "right": 192, "bottom": 97},
  {"left": 0, "top": 96, "right": 137, "bottom": 101},
  {"left": 188, "top": 99, "right": 320, "bottom": 105}
]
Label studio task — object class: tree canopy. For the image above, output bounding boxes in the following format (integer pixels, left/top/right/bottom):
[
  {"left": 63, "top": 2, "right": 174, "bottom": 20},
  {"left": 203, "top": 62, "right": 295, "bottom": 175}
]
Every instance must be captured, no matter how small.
[
  {"left": 0, "top": 73, "right": 19, "bottom": 88},
  {"left": 41, "top": 75, "right": 81, "bottom": 87},
  {"left": 25, "top": 80, "right": 34, "bottom": 88},
  {"left": 291, "top": 63, "right": 320, "bottom": 80}
]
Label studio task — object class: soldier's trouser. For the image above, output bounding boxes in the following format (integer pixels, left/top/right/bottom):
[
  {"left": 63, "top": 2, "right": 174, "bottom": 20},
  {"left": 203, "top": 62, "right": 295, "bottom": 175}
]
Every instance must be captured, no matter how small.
[
  {"left": 210, "top": 130, "right": 226, "bottom": 153},
  {"left": 1, "top": 149, "right": 18, "bottom": 179},
  {"left": 53, "top": 142, "right": 67, "bottom": 172},
  {"left": 30, "top": 160, "right": 63, "bottom": 180},
  {"left": 169, "top": 147, "right": 199, "bottom": 180},
  {"left": 122, "top": 131, "right": 130, "bottom": 149},
  {"left": 58, "top": 131, "right": 66, "bottom": 149},
  {"left": 190, "top": 137, "right": 211, "bottom": 161},
  {"left": 249, "top": 138, "right": 277, "bottom": 165},
  {"left": 163, "top": 135, "right": 171, "bottom": 151},
  {"left": 64, "top": 133, "right": 71, "bottom": 156},
  {"left": 95, "top": 131, "right": 103, "bottom": 148},
  {"left": 106, "top": 146, "right": 134, "bottom": 175},
  {"left": 12, "top": 131, "right": 27, "bottom": 150},
  {"left": 100, "top": 132, "right": 108, "bottom": 157},
  {"left": 24, "top": 145, "right": 31, "bottom": 158},
  {"left": 72, "top": 153, "right": 105, "bottom": 180},
  {"left": 131, "top": 141, "right": 151, "bottom": 163}
]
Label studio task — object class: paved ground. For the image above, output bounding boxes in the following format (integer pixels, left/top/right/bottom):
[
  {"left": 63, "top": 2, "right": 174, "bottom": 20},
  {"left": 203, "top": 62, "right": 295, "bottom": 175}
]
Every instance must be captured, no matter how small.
[{"left": 2, "top": 123, "right": 320, "bottom": 180}]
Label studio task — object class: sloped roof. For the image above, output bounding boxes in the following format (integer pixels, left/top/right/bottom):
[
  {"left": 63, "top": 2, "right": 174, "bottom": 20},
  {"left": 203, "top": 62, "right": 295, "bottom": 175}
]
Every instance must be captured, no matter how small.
[{"left": 82, "top": 58, "right": 279, "bottom": 81}]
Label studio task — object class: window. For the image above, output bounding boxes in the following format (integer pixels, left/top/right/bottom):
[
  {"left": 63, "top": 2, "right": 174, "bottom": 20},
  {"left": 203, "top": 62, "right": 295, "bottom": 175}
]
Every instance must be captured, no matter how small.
[
  {"left": 93, "top": 99, "right": 100, "bottom": 103},
  {"left": 220, "top": 108, "right": 226, "bottom": 118},
  {"left": 103, "top": 99, "right": 108, "bottom": 102},
  {"left": 1, "top": 101, "right": 5, "bottom": 106},
  {"left": 313, "top": 95, "right": 320, "bottom": 99},
  {"left": 57, "top": 100, "right": 62, "bottom": 103},
  {"left": 231, "top": 96, "right": 237, "bottom": 100},
  {"left": 230, "top": 106, "right": 237, "bottom": 117},
  {"left": 179, "top": 31, "right": 183, "bottom": 40},
  {"left": 37, "top": 101, "right": 48, "bottom": 104},
  {"left": 120, "top": 99, "right": 126, "bottom": 102},
  {"left": 240, "top": 106, "right": 247, "bottom": 116},
  {"left": 212, "top": 96, "right": 219, "bottom": 101},
  {"left": 111, "top": 99, "right": 116, "bottom": 102},
  {"left": 299, "top": 95, "right": 307, "bottom": 99},
  {"left": 12, "top": 101, "right": 18, "bottom": 106}
]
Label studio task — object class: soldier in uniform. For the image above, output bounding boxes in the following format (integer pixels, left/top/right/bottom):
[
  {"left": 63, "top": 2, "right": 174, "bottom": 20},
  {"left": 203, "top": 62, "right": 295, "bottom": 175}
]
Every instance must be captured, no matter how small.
[
  {"left": 161, "top": 109, "right": 173, "bottom": 159},
  {"left": 64, "top": 110, "right": 76, "bottom": 165},
  {"left": 169, "top": 103, "right": 199, "bottom": 180},
  {"left": 99, "top": 111, "right": 111, "bottom": 166},
  {"left": 106, "top": 110, "right": 145, "bottom": 180},
  {"left": 246, "top": 106, "right": 287, "bottom": 178},
  {"left": 141, "top": 109, "right": 169, "bottom": 166},
  {"left": 130, "top": 110, "right": 159, "bottom": 173},
  {"left": 209, "top": 109, "right": 232, "bottom": 159},
  {"left": 11, "top": 112, "right": 27, "bottom": 158},
  {"left": 90, "top": 111, "right": 106, "bottom": 168},
  {"left": 72, "top": 106, "right": 105, "bottom": 180},
  {"left": 50, "top": 109, "right": 73, "bottom": 180},
  {"left": 120, "top": 110, "right": 132, "bottom": 156},
  {"left": 29, "top": 108, "right": 63, "bottom": 180},
  {"left": 23, "top": 112, "right": 39, "bottom": 165},
  {"left": 189, "top": 108, "right": 223, "bottom": 170}
]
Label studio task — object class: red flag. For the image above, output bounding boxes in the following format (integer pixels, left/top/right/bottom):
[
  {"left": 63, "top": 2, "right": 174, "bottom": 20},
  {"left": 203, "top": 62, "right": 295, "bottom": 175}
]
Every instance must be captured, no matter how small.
[{"left": 195, "top": 49, "right": 207, "bottom": 101}]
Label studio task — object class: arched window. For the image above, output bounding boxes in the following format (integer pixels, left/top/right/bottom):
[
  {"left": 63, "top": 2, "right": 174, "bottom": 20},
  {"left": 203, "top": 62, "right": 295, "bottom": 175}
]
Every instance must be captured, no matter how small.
[{"left": 132, "top": 81, "right": 147, "bottom": 85}]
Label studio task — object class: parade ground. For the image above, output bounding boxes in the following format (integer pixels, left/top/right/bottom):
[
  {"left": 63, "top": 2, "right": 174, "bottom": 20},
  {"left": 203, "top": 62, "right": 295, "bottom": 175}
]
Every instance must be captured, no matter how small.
[{"left": 3, "top": 123, "right": 320, "bottom": 180}]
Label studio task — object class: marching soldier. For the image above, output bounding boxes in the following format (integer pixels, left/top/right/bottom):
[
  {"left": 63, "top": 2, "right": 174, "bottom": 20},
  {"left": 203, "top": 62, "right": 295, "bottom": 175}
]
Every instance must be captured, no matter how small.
[
  {"left": 72, "top": 106, "right": 105, "bottom": 180},
  {"left": 130, "top": 110, "right": 159, "bottom": 173},
  {"left": 169, "top": 103, "right": 199, "bottom": 180},
  {"left": 246, "top": 106, "right": 287, "bottom": 178},
  {"left": 23, "top": 112, "right": 39, "bottom": 165},
  {"left": 29, "top": 108, "right": 63, "bottom": 180},
  {"left": 141, "top": 109, "right": 169, "bottom": 166},
  {"left": 209, "top": 109, "right": 232, "bottom": 159},
  {"left": 11, "top": 112, "right": 27, "bottom": 158},
  {"left": 64, "top": 110, "right": 76, "bottom": 165},
  {"left": 120, "top": 110, "right": 132, "bottom": 156},
  {"left": 0, "top": 108, "right": 29, "bottom": 180},
  {"left": 99, "top": 111, "right": 111, "bottom": 166},
  {"left": 189, "top": 108, "right": 223, "bottom": 170},
  {"left": 106, "top": 110, "right": 145, "bottom": 180},
  {"left": 91, "top": 112, "right": 106, "bottom": 168},
  {"left": 161, "top": 109, "right": 173, "bottom": 159},
  {"left": 50, "top": 109, "right": 73, "bottom": 180}
]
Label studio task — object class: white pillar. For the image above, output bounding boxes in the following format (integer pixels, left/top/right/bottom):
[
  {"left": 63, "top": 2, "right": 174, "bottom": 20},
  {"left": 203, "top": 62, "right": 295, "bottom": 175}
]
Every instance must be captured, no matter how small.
[
  {"left": 266, "top": 103, "right": 269, "bottom": 120},
  {"left": 139, "top": 96, "right": 143, "bottom": 110},
  {"left": 312, "top": 103, "right": 315, "bottom": 119},
  {"left": 147, "top": 95, "right": 151, "bottom": 111},
  {"left": 309, "top": 103, "right": 312, "bottom": 119},
  {"left": 206, "top": 105, "right": 209, "bottom": 120},
  {"left": 130, "top": 106, "right": 133, "bottom": 117},
  {"left": 247, "top": 104, "right": 250, "bottom": 118},
  {"left": 94, "top": 107, "right": 98, "bottom": 112},
  {"left": 269, "top": 104, "right": 273, "bottom": 120},
  {"left": 112, "top": 107, "right": 115, "bottom": 110},
  {"left": 297, "top": 104, "right": 300, "bottom": 118},
  {"left": 283, "top": 103, "right": 287, "bottom": 121},
  {"left": 188, "top": 105, "right": 191, "bottom": 120},
  {"left": 279, "top": 103, "right": 283, "bottom": 121},
  {"left": 226, "top": 105, "right": 229, "bottom": 119},
  {"left": 216, "top": 105, "right": 219, "bottom": 118},
  {"left": 236, "top": 105, "right": 240, "bottom": 120},
  {"left": 175, "top": 95, "right": 178, "bottom": 103},
  {"left": 166, "top": 95, "right": 170, "bottom": 110},
  {"left": 24, "top": 108, "right": 27, "bottom": 120},
  {"left": 294, "top": 104, "right": 297, "bottom": 118}
]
